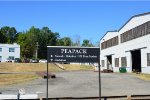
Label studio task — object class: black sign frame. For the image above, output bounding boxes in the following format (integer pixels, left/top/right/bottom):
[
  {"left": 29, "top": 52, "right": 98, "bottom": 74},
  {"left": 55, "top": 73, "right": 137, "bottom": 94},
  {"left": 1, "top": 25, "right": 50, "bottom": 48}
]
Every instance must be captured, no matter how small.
[
  {"left": 46, "top": 46, "right": 101, "bottom": 100},
  {"left": 47, "top": 46, "right": 100, "bottom": 63}
]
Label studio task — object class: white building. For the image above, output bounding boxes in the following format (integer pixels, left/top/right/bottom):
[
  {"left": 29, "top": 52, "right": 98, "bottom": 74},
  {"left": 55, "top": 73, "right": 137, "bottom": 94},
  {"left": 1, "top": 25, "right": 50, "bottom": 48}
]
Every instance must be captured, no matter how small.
[
  {"left": 0, "top": 43, "right": 20, "bottom": 62},
  {"left": 100, "top": 12, "right": 150, "bottom": 73}
]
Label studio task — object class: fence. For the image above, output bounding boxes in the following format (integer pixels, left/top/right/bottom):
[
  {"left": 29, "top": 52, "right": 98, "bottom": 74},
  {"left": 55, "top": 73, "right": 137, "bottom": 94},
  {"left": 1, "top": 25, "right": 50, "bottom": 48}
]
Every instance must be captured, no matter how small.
[
  {"left": 1, "top": 94, "right": 150, "bottom": 100},
  {"left": 41, "top": 95, "right": 150, "bottom": 100}
]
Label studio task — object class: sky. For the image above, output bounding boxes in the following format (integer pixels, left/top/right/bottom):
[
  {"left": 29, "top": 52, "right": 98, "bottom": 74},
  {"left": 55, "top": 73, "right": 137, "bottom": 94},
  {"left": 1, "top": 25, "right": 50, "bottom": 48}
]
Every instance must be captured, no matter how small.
[{"left": 0, "top": 1, "right": 150, "bottom": 45}]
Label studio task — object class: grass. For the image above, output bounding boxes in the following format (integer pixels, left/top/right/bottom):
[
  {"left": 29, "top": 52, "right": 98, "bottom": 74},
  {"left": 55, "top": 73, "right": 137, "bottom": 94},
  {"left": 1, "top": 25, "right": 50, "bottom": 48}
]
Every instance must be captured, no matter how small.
[
  {"left": 0, "top": 74, "right": 39, "bottom": 86},
  {"left": 0, "top": 63, "right": 93, "bottom": 86},
  {"left": 0, "top": 63, "right": 61, "bottom": 86},
  {"left": 62, "top": 64, "right": 94, "bottom": 71},
  {"left": 0, "top": 63, "right": 62, "bottom": 72},
  {"left": 131, "top": 73, "right": 150, "bottom": 81}
]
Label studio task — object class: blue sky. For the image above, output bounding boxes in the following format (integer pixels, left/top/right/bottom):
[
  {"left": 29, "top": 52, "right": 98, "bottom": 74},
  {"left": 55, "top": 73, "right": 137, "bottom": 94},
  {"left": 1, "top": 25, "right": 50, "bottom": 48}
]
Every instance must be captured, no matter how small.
[{"left": 0, "top": 1, "right": 150, "bottom": 45}]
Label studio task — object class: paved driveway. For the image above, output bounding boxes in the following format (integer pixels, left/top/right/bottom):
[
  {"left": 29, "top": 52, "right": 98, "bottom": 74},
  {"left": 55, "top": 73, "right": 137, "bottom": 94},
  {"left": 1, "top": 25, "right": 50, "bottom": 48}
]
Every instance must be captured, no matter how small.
[{"left": 1, "top": 71, "right": 150, "bottom": 98}]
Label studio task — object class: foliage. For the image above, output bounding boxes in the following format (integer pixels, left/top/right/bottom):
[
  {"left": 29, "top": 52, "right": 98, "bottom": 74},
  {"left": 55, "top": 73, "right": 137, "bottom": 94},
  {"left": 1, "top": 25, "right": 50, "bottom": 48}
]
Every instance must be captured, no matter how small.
[
  {"left": 0, "top": 26, "right": 95, "bottom": 59},
  {"left": 57, "top": 37, "right": 71, "bottom": 46},
  {"left": 0, "top": 26, "right": 17, "bottom": 43},
  {"left": 82, "top": 39, "right": 94, "bottom": 47},
  {"left": 16, "top": 26, "right": 60, "bottom": 59}
]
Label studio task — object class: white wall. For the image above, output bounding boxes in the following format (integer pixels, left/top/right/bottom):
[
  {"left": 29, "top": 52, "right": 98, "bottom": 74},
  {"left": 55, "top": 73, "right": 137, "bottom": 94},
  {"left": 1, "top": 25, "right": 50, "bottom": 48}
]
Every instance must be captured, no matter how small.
[
  {"left": 0, "top": 43, "right": 20, "bottom": 62},
  {"left": 120, "top": 14, "right": 150, "bottom": 33},
  {"left": 100, "top": 13, "right": 150, "bottom": 73}
]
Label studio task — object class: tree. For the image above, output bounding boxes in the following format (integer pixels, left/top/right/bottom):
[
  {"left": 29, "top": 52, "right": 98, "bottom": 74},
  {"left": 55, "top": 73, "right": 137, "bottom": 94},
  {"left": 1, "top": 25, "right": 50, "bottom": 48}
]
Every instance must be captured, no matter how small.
[
  {"left": 63, "top": 37, "right": 71, "bottom": 46},
  {"left": 37, "top": 27, "right": 60, "bottom": 59},
  {"left": 0, "top": 30, "right": 7, "bottom": 43},
  {"left": 38, "top": 27, "right": 53, "bottom": 59},
  {"left": 0, "top": 26, "right": 17, "bottom": 43},
  {"left": 16, "top": 26, "right": 60, "bottom": 59},
  {"left": 17, "top": 32, "right": 33, "bottom": 58},
  {"left": 82, "top": 39, "right": 94, "bottom": 47},
  {"left": 72, "top": 35, "right": 81, "bottom": 46},
  {"left": 9, "top": 27, "right": 17, "bottom": 43},
  {"left": 57, "top": 39, "right": 64, "bottom": 46},
  {"left": 57, "top": 37, "right": 71, "bottom": 46},
  {"left": 26, "top": 26, "right": 41, "bottom": 58}
]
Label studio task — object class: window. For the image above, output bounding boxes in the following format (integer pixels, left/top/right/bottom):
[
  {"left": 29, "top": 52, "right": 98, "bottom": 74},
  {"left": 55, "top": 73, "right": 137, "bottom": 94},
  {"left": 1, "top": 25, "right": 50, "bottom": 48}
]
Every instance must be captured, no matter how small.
[
  {"left": 147, "top": 53, "right": 150, "bottom": 66},
  {"left": 0, "top": 56, "right": 2, "bottom": 61},
  {"left": 121, "top": 21, "right": 150, "bottom": 43},
  {"left": 9, "top": 48, "right": 15, "bottom": 52},
  {"left": 101, "top": 60, "right": 105, "bottom": 67},
  {"left": 115, "top": 58, "right": 119, "bottom": 67},
  {"left": 101, "top": 36, "right": 119, "bottom": 50},
  {"left": 121, "top": 57, "right": 127, "bottom": 67},
  {"left": 9, "top": 56, "right": 14, "bottom": 60},
  {"left": 0, "top": 48, "right": 2, "bottom": 52}
]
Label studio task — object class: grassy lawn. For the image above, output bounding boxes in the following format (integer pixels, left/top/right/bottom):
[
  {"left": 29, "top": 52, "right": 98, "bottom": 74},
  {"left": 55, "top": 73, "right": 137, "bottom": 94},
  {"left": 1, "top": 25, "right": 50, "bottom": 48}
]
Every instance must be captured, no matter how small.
[
  {"left": 62, "top": 64, "right": 94, "bottom": 71},
  {"left": 0, "top": 63, "right": 93, "bottom": 86},
  {"left": 0, "top": 74, "right": 39, "bottom": 86},
  {"left": 0, "top": 63, "right": 62, "bottom": 72},
  {"left": 131, "top": 73, "right": 150, "bottom": 81}
]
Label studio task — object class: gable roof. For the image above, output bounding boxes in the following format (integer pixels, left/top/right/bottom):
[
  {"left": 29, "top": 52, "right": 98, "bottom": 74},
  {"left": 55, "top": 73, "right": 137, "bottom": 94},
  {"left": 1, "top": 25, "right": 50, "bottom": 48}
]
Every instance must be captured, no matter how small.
[
  {"left": 118, "top": 12, "right": 150, "bottom": 32},
  {"left": 100, "top": 12, "right": 150, "bottom": 41}
]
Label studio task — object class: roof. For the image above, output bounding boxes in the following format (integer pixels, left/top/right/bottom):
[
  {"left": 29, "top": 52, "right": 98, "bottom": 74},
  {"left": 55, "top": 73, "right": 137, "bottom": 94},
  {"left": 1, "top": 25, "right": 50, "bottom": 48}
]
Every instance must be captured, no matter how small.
[{"left": 100, "top": 12, "right": 150, "bottom": 41}]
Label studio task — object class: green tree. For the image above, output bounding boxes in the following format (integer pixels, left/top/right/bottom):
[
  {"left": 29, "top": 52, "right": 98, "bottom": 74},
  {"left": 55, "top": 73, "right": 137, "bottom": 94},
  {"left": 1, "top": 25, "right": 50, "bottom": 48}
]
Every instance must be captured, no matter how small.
[
  {"left": 57, "top": 37, "right": 71, "bottom": 46},
  {"left": 17, "top": 32, "right": 33, "bottom": 58},
  {"left": 57, "top": 39, "right": 64, "bottom": 46},
  {"left": 63, "top": 37, "right": 71, "bottom": 46},
  {"left": 37, "top": 27, "right": 60, "bottom": 59},
  {"left": 26, "top": 26, "right": 41, "bottom": 58},
  {"left": 82, "top": 39, "right": 94, "bottom": 47},
  {"left": 0, "top": 30, "right": 7, "bottom": 43},
  {"left": 38, "top": 27, "right": 53, "bottom": 59},
  {"left": 0, "top": 26, "right": 17, "bottom": 43}
]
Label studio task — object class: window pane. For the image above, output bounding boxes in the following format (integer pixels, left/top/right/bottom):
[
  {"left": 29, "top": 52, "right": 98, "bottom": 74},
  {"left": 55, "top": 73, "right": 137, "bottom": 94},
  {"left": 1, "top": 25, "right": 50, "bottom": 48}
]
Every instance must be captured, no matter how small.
[
  {"left": 115, "top": 58, "right": 119, "bottom": 67},
  {"left": 101, "top": 36, "right": 118, "bottom": 50},
  {"left": 9, "top": 48, "right": 15, "bottom": 52},
  {"left": 147, "top": 53, "right": 150, "bottom": 66},
  {"left": 0, "top": 56, "right": 2, "bottom": 61},
  {"left": 101, "top": 60, "right": 105, "bottom": 67},
  {"left": 0, "top": 48, "right": 2, "bottom": 52},
  {"left": 121, "top": 57, "right": 127, "bottom": 67}
]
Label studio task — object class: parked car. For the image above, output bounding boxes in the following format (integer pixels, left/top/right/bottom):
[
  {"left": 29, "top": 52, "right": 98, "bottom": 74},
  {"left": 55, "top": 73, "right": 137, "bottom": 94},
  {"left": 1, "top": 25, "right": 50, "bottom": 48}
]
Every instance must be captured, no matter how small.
[
  {"left": 23, "top": 58, "right": 30, "bottom": 63},
  {"left": 39, "top": 59, "right": 47, "bottom": 63},
  {"left": 30, "top": 59, "right": 39, "bottom": 63},
  {"left": 14, "top": 58, "right": 21, "bottom": 63},
  {"left": 5, "top": 58, "right": 14, "bottom": 62}
]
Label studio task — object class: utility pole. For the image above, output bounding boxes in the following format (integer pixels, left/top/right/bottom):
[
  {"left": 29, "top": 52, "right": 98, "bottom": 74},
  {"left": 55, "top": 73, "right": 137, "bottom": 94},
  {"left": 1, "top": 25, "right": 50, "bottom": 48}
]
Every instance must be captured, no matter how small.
[{"left": 35, "top": 42, "right": 39, "bottom": 59}]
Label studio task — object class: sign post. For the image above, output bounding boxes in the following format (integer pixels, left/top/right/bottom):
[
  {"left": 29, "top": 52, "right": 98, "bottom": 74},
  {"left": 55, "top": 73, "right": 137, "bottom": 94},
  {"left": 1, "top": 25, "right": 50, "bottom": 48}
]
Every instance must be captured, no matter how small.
[
  {"left": 46, "top": 49, "right": 49, "bottom": 100},
  {"left": 46, "top": 46, "right": 100, "bottom": 100},
  {"left": 98, "top": 55, "right": 101, "bottom": 100}
]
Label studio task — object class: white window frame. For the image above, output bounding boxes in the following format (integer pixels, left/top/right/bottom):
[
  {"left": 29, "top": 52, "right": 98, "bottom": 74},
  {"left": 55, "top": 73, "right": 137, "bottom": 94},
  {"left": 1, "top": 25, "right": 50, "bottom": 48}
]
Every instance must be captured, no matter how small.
[{"left": 9, "top": 48, "right": 15, "bottom": 52}]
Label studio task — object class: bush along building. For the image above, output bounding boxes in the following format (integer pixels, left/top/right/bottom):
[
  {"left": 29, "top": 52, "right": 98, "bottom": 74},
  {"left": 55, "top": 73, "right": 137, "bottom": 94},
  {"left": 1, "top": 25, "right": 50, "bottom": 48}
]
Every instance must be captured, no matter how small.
[
  {"left": 100, "top": 12, "right": 150, "bottom": 73},
  {"left": 0, "top": 43, "right": 20, "bottom": 62}
]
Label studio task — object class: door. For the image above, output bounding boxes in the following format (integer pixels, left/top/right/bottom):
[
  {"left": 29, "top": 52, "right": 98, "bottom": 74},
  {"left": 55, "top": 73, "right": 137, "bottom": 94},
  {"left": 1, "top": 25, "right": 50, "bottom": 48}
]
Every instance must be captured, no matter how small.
[{"left": 131, "top": 50, "right": 141, "bottom": 72}]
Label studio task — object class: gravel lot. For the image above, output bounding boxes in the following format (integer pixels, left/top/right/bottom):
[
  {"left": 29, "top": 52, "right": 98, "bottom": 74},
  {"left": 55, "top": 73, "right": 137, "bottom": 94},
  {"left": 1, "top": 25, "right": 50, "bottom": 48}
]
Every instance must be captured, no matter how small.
[{"left": 1, "top": 71, "right": 150, "bottom": 98}]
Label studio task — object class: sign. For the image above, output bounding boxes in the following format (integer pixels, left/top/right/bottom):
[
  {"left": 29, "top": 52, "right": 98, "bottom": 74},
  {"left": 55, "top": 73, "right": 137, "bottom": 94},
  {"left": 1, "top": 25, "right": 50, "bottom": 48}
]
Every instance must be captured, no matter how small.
[
  {"left": 47, "top": 46, "right": 100, "bottom": 63},
  {"left": 46, "top": 46, "right": 101, "bottom": 100}
]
